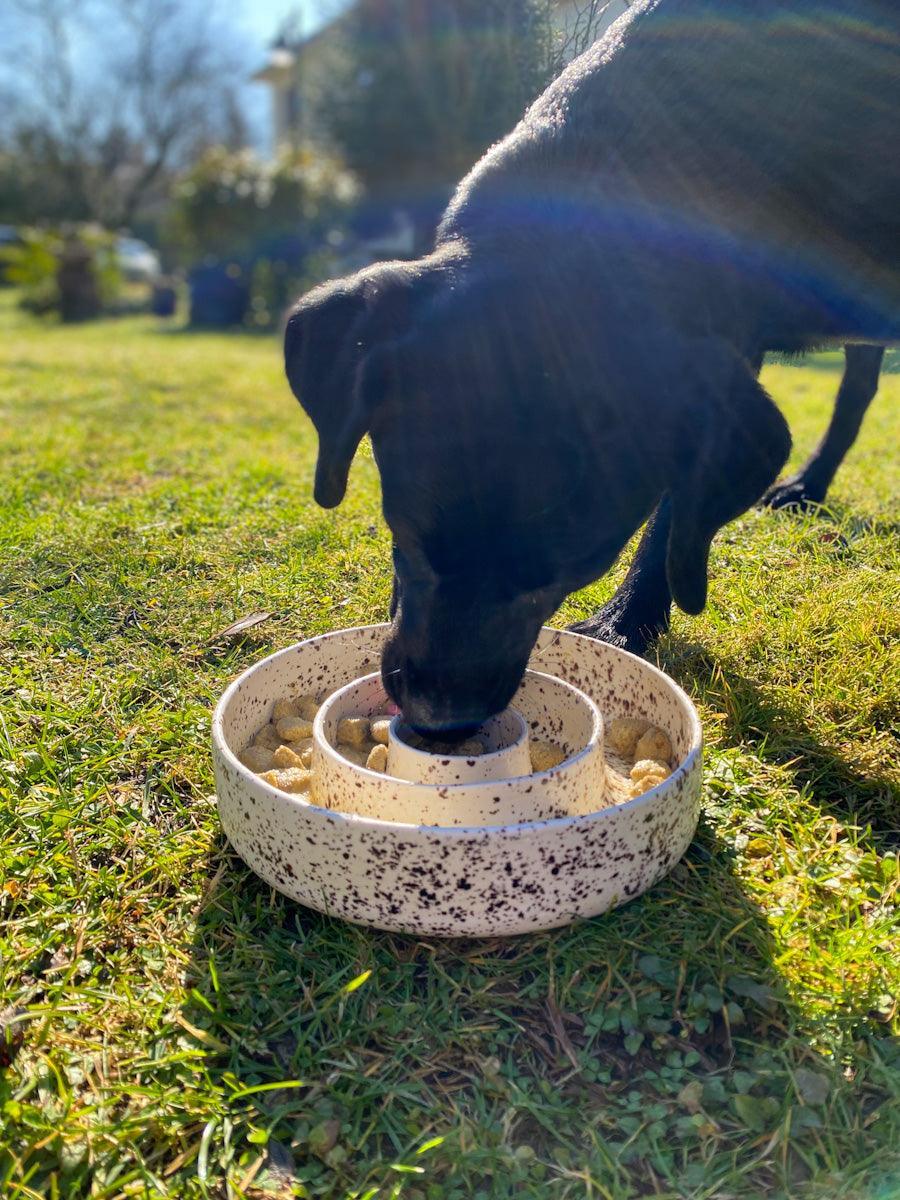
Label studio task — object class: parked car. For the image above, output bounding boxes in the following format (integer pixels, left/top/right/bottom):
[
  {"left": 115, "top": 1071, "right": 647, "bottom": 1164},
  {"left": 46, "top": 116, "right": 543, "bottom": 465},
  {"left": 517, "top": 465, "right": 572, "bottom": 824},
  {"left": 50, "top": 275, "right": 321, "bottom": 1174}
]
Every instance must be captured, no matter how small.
[{"left": 116, "top": 236, "right": 160, "bottom": 282}]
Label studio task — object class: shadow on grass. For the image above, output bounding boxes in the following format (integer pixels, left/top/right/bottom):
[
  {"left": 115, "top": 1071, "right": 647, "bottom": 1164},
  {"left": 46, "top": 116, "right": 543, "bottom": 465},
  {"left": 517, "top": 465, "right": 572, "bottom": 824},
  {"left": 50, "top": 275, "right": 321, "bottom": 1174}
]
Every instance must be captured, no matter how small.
[
  {"left": 176, "top": 615, "right": 898, "bottom": 1192},
  {"left": 175, "top": 818, "right": 892, "bottom": 1196},
  {"left": 659, "top": 640, "right": 899, "bottom": 853}
]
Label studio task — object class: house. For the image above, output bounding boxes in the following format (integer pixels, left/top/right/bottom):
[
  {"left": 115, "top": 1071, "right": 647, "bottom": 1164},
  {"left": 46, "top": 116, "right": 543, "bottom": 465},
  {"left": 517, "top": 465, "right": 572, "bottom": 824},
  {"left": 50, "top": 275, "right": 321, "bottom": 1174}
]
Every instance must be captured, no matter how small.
[
  {"left": 252, "top": 2, "right": 632, "bottom": 158},
  {"left": 252, "top": 2, "right": 631, "bottom": 263}
]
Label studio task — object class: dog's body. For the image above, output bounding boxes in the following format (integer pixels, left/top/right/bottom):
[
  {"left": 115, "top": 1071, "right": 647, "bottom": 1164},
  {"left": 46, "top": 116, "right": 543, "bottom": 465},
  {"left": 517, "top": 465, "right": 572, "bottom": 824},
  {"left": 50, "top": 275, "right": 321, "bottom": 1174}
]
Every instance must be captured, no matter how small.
[{"left": 286, "top": 0, "right": 899, "bottom": 734}]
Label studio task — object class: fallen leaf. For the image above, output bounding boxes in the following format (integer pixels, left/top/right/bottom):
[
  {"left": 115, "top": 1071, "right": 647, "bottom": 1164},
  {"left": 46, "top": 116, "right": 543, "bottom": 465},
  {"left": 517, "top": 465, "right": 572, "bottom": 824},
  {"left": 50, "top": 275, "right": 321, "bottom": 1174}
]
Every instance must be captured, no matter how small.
[
  {"left": 309, "top": 1119, "right": 341, "bottom": 1159},
  {"left": 264, "top": 1137, "right": 297, "bottom": 1185},
  {"left": 678, "top": 1080, "right": 704, "bottom": 1113},
  {"left": 546, "top": 994, "right": 581, "bottom": 1071},
  {"left": 173, "top": 1013, "right": 228, "bottom": 1052},
  {"left": 794, "top": 1068, "right": 830, "bottom": 1107},
  {"left": 208, "top": 612, "right": 273, "bottom": 644}
]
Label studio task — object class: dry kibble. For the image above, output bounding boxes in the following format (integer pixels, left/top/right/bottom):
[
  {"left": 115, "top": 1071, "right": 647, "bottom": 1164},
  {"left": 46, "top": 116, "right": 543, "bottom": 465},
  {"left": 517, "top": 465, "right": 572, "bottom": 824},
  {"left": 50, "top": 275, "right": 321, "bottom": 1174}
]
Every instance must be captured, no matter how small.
[
  {"left": 340, "top": 745, "right": 370, "bottom": 767},
  {"left": 273, "top": 744, "right": 306, "bottom": 770},
  {"left": 284, "top": 737, "right": 314, "bottom": 769},
  {"left": 253, "top": 723, "right": 283, "bottom": 752},
  {"left": 457, "top": 739, "right": 485, "bottom": 757},
  {"left": 337, "top": 717, "right": 371, "bottom": 748},
  {"left": 629, "top": 777, "right": 658, "bottom": 799},
  {"left": 260, "top": 767, "right": 312, "bottom": 794},
  {"left": 276, "top": 716, "right": 314, "bottom": 742},
  {"left": 606, "top": 717, "right": 652, "bottom": 758},
  {"left": 630, "top": 759, "right": 670, "bottom": 783},
  {"left": 530, "top": 740, "right": 567, "bottom": 773},
  {"left": 366, "top": 743, "right": 388, "bottom": 773},
  {"left": 370, "top": 718, "right": 392, "bottom": 745},
  {"left": 272, "top": 697, "right": 300, "bottom": 721},
  {"left": 239, "top": 745, "right": 276, "bottom": 773},
  {"left": 296, "top": 695, "right": 320, "bottom": 721},
  {"left": 628, "top": 762, "right": 668, "bottom": 800},
  {"left": 634, "top": 727, "right": 673, "bottom": 767}
]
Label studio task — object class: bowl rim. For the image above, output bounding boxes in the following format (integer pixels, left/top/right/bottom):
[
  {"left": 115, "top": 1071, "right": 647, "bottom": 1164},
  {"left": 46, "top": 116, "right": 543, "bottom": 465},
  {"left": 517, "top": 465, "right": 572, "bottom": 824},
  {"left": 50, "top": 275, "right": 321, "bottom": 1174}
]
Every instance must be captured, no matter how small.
[
  {"left": 313, "top": 666, "right": 603, "bottom": 788},
  {"left": 212, "top": 623, "right": 703, "bottom": 838}
]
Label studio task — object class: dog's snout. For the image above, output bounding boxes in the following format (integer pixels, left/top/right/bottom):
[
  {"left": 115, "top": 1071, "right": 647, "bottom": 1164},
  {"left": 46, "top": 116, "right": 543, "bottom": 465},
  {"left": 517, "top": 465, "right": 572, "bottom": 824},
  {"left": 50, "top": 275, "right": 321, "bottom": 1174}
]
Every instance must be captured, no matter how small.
[
  {"left": 381, "top": 625, "right": 529, "bottom": 738},
  {"left": 382, "top": 647, "right": 480, "bottom": 736}
]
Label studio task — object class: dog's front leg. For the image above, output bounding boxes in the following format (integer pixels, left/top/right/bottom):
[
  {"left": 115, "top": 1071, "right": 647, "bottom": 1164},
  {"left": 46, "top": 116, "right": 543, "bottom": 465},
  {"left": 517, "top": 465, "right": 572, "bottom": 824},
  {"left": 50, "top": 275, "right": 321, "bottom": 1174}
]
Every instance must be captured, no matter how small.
[{"left": 568, "top": 497, "right": 674, "bottom": 657}]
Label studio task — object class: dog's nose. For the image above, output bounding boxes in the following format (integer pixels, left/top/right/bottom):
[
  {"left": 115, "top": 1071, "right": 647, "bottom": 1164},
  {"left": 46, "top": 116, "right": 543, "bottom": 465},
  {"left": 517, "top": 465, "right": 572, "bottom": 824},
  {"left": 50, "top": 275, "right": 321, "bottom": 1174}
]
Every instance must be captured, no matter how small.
[{"left": 381, "top": 643, "right": 490, "bottom": 739}]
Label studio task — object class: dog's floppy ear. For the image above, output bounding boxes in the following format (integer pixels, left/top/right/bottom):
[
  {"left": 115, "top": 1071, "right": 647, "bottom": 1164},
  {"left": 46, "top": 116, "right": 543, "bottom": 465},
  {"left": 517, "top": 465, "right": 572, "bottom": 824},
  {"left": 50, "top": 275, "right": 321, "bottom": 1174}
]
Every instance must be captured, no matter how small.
[
  {"left": 665, "top": 340, "right": 791, "bottom": 614},
  {"left": 284, "top": 261, "right": 436, "bottom": 508}
]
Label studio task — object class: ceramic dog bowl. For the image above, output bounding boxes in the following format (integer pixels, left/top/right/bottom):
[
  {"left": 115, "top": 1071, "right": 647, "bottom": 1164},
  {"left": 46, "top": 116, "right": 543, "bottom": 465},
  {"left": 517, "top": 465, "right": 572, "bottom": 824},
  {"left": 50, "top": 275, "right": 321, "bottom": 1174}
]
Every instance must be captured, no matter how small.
[
  {"left": 387, "top": 709, "right": 531, "bottom": 785},
  {"left": 212, "top": 624, "right": 703, "bottom": 937},
  {"left": 311, "top": 668, "right": 604, "bottom": 826}
]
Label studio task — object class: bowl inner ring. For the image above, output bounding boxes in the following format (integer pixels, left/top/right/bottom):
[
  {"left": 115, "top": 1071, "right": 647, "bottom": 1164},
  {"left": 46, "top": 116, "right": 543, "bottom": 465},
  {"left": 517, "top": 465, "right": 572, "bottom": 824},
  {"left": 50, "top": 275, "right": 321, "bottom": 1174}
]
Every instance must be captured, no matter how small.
[{"left": 387, "top": 708, "right": 530, "bottom": 784}]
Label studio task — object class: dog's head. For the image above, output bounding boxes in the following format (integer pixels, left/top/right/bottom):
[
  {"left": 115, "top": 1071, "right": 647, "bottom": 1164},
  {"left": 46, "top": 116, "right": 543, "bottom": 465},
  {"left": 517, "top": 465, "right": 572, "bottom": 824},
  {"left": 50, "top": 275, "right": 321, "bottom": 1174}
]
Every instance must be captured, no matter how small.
[{"left": 285, "top": 252, "right": 789, "bottom": 734}]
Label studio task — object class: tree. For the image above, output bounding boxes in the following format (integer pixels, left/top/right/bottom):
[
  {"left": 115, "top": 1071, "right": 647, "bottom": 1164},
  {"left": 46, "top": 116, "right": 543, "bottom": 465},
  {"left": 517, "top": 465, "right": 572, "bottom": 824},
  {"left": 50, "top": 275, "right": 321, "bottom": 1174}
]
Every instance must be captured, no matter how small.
[
  {"left": 0, "top": 0, "right": 249, "bottom": 229},
  {"left": 550, "top": 1, "right": 636, "bottom": 75},
  {"left": 316, "top": 1, "right": 556, "bottom": 192}
]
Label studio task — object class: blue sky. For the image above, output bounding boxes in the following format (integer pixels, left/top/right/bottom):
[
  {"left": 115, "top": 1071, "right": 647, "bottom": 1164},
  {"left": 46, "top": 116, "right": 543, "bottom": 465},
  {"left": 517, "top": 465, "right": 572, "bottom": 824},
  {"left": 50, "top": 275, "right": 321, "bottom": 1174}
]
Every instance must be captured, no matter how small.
[
  {"left": 0, "top": 0, "right": 346, "bottom": 153},
  {"left": 238, "top": 0, "right": 347, "bottom": 146},
  {"left": 239, "top": 0, "right": 344, "bottom": 51}
]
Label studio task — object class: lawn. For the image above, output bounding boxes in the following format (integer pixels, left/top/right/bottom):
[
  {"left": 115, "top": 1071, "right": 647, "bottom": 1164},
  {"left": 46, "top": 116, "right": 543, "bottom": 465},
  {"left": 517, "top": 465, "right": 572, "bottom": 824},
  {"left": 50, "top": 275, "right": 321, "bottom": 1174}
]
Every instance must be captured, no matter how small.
[{"left": 0, "top": 296, "right": 898, "bottom": 1200}]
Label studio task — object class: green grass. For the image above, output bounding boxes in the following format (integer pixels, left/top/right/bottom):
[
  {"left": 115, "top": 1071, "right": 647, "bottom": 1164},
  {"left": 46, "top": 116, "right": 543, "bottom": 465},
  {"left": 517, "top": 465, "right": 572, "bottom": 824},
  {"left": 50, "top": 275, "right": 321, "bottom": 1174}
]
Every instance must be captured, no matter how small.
[{"left": 0, "top": 295, "right": 898, "bottom": 1200}]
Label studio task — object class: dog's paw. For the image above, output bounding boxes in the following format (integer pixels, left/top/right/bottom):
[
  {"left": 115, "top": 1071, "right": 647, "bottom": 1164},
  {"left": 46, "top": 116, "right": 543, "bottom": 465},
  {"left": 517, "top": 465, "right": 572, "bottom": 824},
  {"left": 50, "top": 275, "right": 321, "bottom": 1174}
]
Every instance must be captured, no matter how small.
[
  {"left": 568, "top": 600, "right": 668, "bottom": 658},
  {"left": 761, "top": 474, "right": 827, "bottom": 512}
]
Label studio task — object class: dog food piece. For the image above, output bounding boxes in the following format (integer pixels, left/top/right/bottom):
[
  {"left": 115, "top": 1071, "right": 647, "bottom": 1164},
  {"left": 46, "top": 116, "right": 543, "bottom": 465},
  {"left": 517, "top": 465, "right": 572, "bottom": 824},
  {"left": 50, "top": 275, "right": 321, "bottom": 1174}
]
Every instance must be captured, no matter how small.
[
  {"left": 628, "top": 767, "right": 668, "bottom": 798},
  {"left": 338, "top": 745, "right": 370, "bottom": 768},
  {"left": 337, "top": 717, "right": 371, "bottom": 748},
  {"left": 457, "top": 739, "right": 485, "bottom": 757},
  {"left": 634, "top": 727, "right": 673, "bottom": 767},
  {"left": 273, "top": 697, "right": 300, "bottom": 721},
  {"left": 253, "top": 722, "right": 283, "bottom": 752},
  {"left": 282, "top": 736, "right": 313, "bottom": 768},
  {"left": 370, "top": 718, "right": 393, "bottom": 745},
  {"left": 239, "top": 745, "right": 277, "bottom": 773},
  {"left": 629, "top": 777, "right": 654, "bottom": 799},
  {"left": 260, "top": 767, "right": 312, "bottom": 795},
  {"left": 606, "top": 717, "right": 652, "bottom": 759},
  {"left": 296, "top": 695, "right": 321, "bottom": 721},
  {"left": 530, "top": 740, "right": 567, "bottom": 773},
  {"left": 628, "top": 760, "right": 669, "bottom": 798},
  {"left": 276, "top": 716, "right": 314, "bottom": 742},
  {"left": 630, "top": 758, "right": 670, "bottom": 783},
  {"left": 366, "top": 743, "right": 388, "bottom": 773},
  {"left": 273, "top": 744, "right": 306, "bottom": 770}
]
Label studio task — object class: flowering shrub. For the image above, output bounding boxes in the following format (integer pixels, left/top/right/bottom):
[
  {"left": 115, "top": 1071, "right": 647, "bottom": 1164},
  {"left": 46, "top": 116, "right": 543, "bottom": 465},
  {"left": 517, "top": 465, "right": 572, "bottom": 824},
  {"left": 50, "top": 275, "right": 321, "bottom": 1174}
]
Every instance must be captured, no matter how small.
[{"left": 169, "top": 146, "right": 358, "bottom": 264}]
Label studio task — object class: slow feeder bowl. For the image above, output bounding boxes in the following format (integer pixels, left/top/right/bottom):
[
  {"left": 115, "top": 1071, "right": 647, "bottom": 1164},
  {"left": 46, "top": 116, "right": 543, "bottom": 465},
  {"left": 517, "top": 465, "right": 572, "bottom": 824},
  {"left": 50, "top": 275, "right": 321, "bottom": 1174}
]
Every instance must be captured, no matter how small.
[
  {"left": 311, "top": 668, "right": 605, "bottom": 826},
  {"left": 212, "top": 625, "right": 703, "bottom": 937}
]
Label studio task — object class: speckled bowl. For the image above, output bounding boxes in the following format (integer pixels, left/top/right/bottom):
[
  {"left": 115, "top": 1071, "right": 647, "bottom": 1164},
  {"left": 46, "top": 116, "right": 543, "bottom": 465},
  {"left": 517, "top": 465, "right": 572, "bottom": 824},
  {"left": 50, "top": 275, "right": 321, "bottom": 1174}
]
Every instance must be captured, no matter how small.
[
  {"left": 311, "top": 668, "right": 605, "bottom": 826},
  {"left": 212, "top": 624, "right": 703, "bottom": 937}
]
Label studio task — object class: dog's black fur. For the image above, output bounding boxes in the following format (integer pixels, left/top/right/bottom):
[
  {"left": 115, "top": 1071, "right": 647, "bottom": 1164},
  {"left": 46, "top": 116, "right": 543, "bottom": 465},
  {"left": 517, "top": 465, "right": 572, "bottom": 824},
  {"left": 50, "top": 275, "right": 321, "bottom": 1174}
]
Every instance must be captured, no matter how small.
[{"left": 285, "top": 0, "right": 899, "bottom": 734}]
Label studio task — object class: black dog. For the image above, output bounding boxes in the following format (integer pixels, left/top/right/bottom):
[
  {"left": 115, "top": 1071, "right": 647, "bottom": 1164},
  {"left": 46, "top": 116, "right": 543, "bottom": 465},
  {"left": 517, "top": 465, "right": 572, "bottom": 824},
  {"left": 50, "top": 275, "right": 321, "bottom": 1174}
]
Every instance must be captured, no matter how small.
[
  {"left": 573, "top": 341, "right": 887, "bottom": 654},
  {"left": 285, "top": 0, "right": 899, "bottom": 734}
]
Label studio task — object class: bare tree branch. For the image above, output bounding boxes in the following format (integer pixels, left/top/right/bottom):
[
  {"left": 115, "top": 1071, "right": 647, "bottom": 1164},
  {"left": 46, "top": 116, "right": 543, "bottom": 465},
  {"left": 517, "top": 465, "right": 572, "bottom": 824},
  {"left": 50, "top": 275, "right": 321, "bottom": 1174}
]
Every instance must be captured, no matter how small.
[
  {"left": 549, "top": 0, "right": 634, "bottom": 76},
  {"left": 1, "top": 0, "right": 249, "bottom": 227}
]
